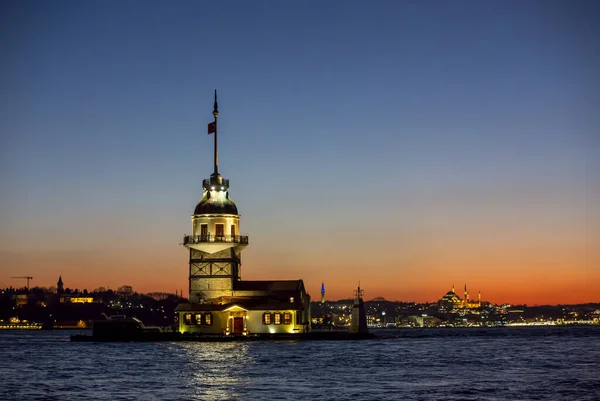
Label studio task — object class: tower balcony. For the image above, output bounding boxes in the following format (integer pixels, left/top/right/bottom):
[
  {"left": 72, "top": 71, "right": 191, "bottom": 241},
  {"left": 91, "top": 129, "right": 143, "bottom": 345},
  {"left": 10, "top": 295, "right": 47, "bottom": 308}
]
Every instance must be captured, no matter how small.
[
  {"left": 183, "top": 234, "right": 249, "bottom": 255},
  {"left": 183, "top": 234, "right": 249, "bottom": 246}
]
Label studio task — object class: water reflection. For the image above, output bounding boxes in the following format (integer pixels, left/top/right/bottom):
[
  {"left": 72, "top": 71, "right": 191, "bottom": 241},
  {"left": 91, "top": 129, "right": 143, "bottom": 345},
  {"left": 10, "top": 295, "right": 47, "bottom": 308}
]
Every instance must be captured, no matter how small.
[
  {"left": 1, "top": 329, "right": 599, "bottom": 401},
  {"left": 176, "top": 342, "right": 255, "bottom": 400}
]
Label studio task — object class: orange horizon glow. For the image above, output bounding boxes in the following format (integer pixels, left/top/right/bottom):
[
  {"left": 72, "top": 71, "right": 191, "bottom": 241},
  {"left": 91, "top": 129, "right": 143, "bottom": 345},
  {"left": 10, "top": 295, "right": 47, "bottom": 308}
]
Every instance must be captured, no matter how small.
[{"left": 1, "top": 236, "right": 597, "bottom": 306}]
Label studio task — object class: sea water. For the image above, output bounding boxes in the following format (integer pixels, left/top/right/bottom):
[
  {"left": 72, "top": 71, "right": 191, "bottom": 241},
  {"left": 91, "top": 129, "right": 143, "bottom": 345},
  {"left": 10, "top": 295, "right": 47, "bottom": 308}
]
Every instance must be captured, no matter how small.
[{"left": 1, "top": 326, "right": 598, "bottom": 400}]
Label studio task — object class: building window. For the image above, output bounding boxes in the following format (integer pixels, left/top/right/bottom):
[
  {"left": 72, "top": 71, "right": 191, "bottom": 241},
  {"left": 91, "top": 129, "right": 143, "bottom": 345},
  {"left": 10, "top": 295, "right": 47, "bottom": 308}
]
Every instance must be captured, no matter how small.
[
  {"left": 283, "top": 312, "right": 292, "bottom": 325},
  {"left": 204, "top": 313, "right": 212, "bottom": 325},
  {"left": 296, "top": 311, "right": 302, "bottom": 325},
  {"left": 195, "top": 314, "right": 202, "bottom": 325},
  {"left": 200, "top": 224, "right": 208, "bottom": 237},
  {"left": 215, "top": 224, "right": 224, "bottom": 238},
  {"left": 274, "top": 312, "right": 281, "bottom": 325},
  {"left": 263, "top": 312, "right": 271, "bottom": 325},
  {"left": 231, "top": 225, "right": 236, "bottom": 237},
  {"left": 184, "top": 313, "right": 192, "bottom": 325}
]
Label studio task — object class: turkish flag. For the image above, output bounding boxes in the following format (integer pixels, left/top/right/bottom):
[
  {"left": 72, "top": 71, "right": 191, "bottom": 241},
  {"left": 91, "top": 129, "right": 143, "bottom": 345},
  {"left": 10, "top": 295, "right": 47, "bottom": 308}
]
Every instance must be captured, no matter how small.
[{"left": 208, "top": 122, "right": 216, "bottom": 135}]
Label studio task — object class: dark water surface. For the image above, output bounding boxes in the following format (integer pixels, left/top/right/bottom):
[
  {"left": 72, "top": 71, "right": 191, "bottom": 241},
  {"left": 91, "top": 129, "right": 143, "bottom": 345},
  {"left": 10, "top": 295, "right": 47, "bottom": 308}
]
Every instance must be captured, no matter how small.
[{"left": 1, "top": 327, "right": 599, "bottom": 400}]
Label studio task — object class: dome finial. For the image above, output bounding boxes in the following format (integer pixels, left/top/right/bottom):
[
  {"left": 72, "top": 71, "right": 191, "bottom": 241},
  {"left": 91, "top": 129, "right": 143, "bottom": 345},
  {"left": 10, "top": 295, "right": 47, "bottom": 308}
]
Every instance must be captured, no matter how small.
[{"left": 213, "top": 89, "right": 219, "bottom": 117}]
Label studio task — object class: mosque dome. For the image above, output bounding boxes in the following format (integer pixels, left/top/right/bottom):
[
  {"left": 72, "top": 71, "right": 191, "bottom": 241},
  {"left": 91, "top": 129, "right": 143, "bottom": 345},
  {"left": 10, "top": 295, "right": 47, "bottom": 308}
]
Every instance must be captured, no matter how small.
[
  {"left": 441, "top": 290, "right": 461, "bottom": 304},
  {"left": 193, "top": 190, "right": 238, "bottom": 215}
]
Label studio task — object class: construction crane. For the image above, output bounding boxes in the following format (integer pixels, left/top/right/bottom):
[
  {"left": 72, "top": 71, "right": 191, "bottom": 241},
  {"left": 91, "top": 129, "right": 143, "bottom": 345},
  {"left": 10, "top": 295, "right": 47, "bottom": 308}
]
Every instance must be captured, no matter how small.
[{"left": 10, "top": 276, "right": 33, "bottom": 289}]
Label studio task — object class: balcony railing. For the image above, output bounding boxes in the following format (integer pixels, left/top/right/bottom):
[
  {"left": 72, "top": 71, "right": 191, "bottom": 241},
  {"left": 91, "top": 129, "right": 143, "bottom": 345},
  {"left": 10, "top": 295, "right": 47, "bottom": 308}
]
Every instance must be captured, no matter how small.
[{"left": 183, "top": 234, "right": 249, "bottom": 245}]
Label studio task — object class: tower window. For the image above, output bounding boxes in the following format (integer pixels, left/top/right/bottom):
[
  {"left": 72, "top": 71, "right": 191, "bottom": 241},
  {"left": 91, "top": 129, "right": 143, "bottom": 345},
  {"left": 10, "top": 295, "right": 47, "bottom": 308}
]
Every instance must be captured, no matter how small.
[
  {"left": 204, "top": 313, "right": 212, "bottom": 325},
  {"left": 274, "top": 312, "right": 281, "bottom": 325},
  {"left": 215, "top": 224, "right": 224, "bottom": 238},
  {"left": 184, "top": 313, "right": 192, "bottom": 325},
  {"left": 231, "top": 225, "right": 236, "bottom": 238},
  {"left": 195, "top": 314, "right": 202, "bottom": 325},
  {"left": 200, "top": 224, "right": 208, "bottom": 238}
]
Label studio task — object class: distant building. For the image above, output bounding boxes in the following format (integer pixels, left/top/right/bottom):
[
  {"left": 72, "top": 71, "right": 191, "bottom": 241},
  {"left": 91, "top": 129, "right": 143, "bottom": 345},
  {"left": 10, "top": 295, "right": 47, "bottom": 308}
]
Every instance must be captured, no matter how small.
[
  {"left": 438, "top": 284, "right": 481, "bottom": 310},
  {"left": 175, "top": 93, "right": 311, "bottom": 335},
  {"left": 13, "top": 294, "right": 29, "bottom": 306},
  {"left": 57, "top": 276, "right": 64, "bottom": 295},
  {"left": 60, "top": 296, "right": 96, "bottom": 304},
  {"left": 55, "top": 276, "right": 98, "bottom": 303}
]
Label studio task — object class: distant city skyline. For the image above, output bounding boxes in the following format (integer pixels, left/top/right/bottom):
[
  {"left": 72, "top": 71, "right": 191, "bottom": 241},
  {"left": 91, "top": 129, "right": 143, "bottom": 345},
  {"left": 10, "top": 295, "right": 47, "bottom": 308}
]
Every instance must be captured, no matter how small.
[
  {"left": 1, "top": 1, "right": 598, "bottom": 305},
  {"left": 0, "top": 277, "right": 590, "bottom": 307}
]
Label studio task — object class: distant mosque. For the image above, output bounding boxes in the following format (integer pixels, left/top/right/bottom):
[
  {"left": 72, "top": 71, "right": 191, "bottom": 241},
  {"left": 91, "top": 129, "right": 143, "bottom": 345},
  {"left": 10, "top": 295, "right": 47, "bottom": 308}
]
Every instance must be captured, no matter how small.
[
  {"left": 175, "top": 92, "right": 311, "bottom": 335},
  {"left": 439, "top": 284, "right": 481, "bottom": 310}
]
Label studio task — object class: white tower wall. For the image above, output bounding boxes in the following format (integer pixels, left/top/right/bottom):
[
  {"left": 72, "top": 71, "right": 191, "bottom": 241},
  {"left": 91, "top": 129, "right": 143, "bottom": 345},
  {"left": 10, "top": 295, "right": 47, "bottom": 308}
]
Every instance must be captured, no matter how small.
[{"left": 192, "top": 215, "right": 240, "bottom": 237}]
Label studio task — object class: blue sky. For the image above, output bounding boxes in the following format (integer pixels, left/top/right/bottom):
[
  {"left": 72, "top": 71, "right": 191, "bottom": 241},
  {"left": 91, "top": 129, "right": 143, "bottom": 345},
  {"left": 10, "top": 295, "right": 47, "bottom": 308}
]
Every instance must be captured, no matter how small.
[{"left": 1, "top": 1, "right": 598, "bottom": 303}]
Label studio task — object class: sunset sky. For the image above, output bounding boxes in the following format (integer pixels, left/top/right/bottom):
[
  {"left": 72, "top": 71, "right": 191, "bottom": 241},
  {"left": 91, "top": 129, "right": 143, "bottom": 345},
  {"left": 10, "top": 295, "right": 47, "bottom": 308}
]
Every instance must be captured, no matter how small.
[{"left": 1, "top": 1, "right": 598, "bottom": 305}]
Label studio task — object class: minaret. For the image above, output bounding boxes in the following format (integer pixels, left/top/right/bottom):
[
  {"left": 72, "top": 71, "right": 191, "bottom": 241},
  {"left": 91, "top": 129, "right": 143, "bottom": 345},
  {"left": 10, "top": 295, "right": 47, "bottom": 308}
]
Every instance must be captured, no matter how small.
[
  {"left": 57, "top": 276, "right": 64, "bottom": 295},
  {"left": 182, "top": 91, "right": 249, "bottom": 303},
  {"left": 478, "top": 290, "right": 481, "bottom": 307},
  {"left": 320, "top": 282, "right": 325, "bottom": 303},
  {"left": 464, "top": 283, "right": 468, "bottom": 308}
]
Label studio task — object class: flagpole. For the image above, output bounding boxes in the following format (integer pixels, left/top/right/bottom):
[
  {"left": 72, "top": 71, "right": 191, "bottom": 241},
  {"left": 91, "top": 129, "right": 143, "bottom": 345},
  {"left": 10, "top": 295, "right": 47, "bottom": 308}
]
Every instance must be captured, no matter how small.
[{"left": 213, "top": 89, "right": 219, "bottom": 175}]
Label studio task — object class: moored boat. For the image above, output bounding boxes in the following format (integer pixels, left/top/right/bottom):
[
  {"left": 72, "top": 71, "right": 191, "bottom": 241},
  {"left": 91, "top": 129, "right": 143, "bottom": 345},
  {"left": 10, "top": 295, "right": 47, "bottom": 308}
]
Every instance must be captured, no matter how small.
[{"left": 70, "top": 315, "right": 179, "bottom": 342}]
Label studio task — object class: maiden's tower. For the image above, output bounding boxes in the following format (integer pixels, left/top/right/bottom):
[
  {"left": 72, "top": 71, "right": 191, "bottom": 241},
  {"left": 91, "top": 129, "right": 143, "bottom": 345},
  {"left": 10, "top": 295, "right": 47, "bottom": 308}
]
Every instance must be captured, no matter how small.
[{"left": 176, "top": 92, "right": 311, "bottom": 335}]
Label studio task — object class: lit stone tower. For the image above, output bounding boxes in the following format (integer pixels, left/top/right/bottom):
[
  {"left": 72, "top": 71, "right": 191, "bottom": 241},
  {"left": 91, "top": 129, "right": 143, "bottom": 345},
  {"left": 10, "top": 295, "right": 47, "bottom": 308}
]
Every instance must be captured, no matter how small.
[{"left": 182, "top": 91, "right": 249, "bottom": 303}]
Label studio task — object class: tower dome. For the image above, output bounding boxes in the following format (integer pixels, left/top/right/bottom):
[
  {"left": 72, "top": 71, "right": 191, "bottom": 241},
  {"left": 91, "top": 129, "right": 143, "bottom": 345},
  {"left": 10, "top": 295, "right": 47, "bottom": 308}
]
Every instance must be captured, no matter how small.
[{"left": 193, "top": 189, "right": 238, "bottom": 215}]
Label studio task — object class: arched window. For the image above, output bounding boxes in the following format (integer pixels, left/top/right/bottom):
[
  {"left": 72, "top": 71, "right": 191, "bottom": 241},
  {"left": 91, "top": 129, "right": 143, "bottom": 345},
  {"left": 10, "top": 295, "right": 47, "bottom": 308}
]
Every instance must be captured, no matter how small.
[
  {"left": 262, "top": 312, "right": 271, "bottom": 325},
  {"left": 283, "top": 312, "right": 292, "bottom": 325}
]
